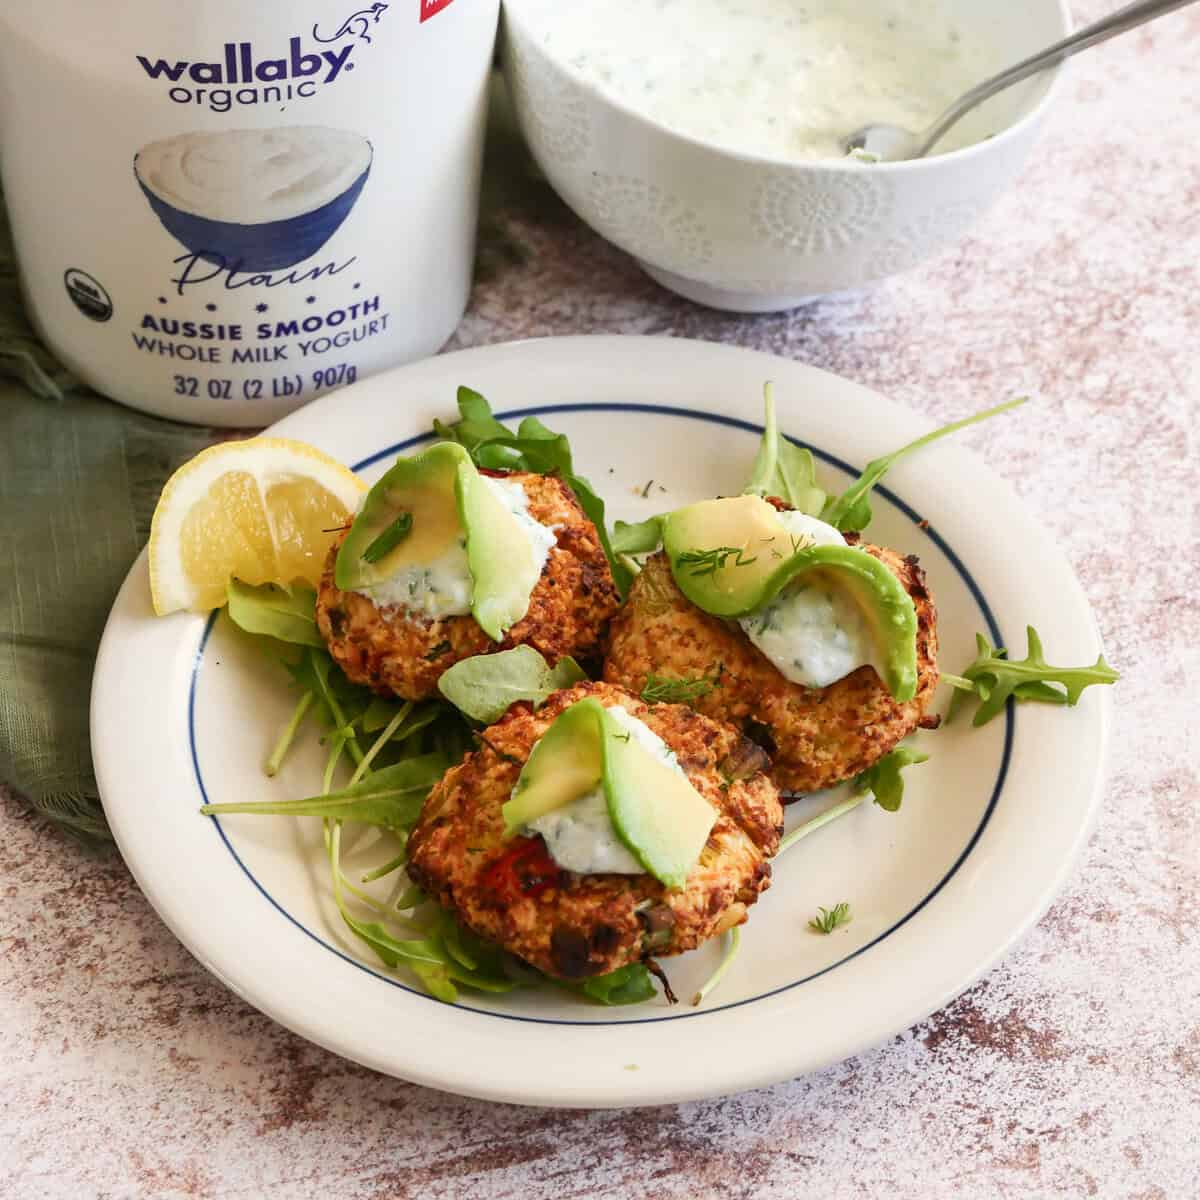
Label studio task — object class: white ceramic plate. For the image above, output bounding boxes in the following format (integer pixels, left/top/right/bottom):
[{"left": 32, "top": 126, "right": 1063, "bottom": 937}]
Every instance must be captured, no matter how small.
[{"left": 92, "top": 336, "right": 1110, "bottom": 1108}]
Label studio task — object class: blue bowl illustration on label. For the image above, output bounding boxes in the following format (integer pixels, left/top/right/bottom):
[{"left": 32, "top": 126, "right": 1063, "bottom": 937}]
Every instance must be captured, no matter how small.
[{"left": 135, "top": 126, "right": 372, "bottom": 273}]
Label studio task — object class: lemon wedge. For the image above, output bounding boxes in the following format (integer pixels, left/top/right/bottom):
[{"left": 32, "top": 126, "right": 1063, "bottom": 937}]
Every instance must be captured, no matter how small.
[{"left": 148, "top": 437, "right": 366, "bottom": 614}]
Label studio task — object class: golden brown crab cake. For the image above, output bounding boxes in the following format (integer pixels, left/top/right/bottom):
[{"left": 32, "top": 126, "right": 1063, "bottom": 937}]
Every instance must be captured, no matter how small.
[
  {"left": 603, "top": 540, "right": 939, "bottom": 795},
  {"left": 406, "top": 681, "right": 783, "bottom": 982},
  {"left": 315, "top": 471, "right": 620, "bottom": 700}
]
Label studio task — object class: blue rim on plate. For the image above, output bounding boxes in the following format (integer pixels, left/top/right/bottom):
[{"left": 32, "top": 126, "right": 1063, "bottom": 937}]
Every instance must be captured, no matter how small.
[{"left": 192, "top": 402, "right": 1013, "bottom": 1026}]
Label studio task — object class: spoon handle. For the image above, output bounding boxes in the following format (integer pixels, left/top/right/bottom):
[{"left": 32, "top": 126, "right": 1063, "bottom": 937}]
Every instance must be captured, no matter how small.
[{"left": 918, "top": 0, "right": 1199, "bottom": 156}]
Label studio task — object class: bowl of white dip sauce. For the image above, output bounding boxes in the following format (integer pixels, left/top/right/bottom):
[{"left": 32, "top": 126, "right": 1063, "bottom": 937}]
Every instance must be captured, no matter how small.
[{"left": 501, "top": 0, "right": 1070, "bottom": 310}]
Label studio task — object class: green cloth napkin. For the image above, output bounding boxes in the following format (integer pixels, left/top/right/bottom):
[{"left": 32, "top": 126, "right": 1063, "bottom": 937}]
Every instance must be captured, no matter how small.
[
  {"left": 0, "top": 204, "right": 217, "bottom": 844},
  {"left": 0, "top": 78, "right": 557, "bottom": 845}
]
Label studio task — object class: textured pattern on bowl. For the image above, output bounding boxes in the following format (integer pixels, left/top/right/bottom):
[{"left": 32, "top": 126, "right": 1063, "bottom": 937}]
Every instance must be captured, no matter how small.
[{"left": 502, "top": 1, "right": 1069, "bottom": 310}]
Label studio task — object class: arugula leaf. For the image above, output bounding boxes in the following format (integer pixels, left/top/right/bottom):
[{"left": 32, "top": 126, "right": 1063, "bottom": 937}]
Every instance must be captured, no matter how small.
[
  {"left": 515, "top": 414, "right": 563, "bottom": 442},
  {"left": 432, "top": 911, "right": 520, "bottom": 991},
  {"left": 546, "top": 660, "right": 587, "bottom": 690},
  {"left": 442, "top": 964, "right": 520, "bottom": 994},
  {"left": 325, "top": 823, "right": 462, "bottom": 998},
  {"left": 393, "top": 883, "right": 427, "bottom": 910},
  {"left": 264, "top": 691, "right": 315, "bottom": 777},
  {"left": 477, "top": 431, "right": 632, "bottom": 596},
  {"left": 361, "top": 696, "right": 444, "bottom": 741},
  {"left": 200, "top": 753, "right": 451, "bottom": 832},
  {"left": 743, "top": 383, "right": 826, "bottom": 516},
  {"left": 438, "top": 645, "right": 587, "bottom": 725},
  {"left": 360, "top": 850, "right": 410, "bottom": 883},
  {"left": 777, "top": 793, "right": 867, "bottom": 858},
  {"left": 339, "top": 916, "right": 447, "bottom": 971},
  {"left": 820, "top": 397, "right": 1027, "bottom": 532},
  {"left": 691, "top": 926, "right": 741, "bottom": 1006},
  {"left": 808, "top": 902, "right": 852, "bottom": 934},
  {"left": 612, "top": 516, "right": 664, "bottom": 556},
  {"left": 853, "top": 745, "right": 929, "bottom": 813},
  {"left": 426, "top": 708, "right": 479, "bottom": 763},
  {"left": 330, "top": 823, "right": 519, "bottom": 1002},
  {"left": 432, "top": 385, "right": 523, "bottom": 468},
  {"left": 283, "top": 645, "right": 332, "bottom": 695},
  {"left": 368, "top": 902, "right": 520, "bottom": 999},
  {"left": 439, "top": 915, "right": 480, "bottom": 971},
  {"left": 407, "top": 941, "right": 515, "bottom": 999},
  {"left": 777, "top": 742, "right": 929, "bottom": 858},
  {"left": 361, "top": 695, "right": 406, "bottom": 733},
  {"left": 408, "top": 954, "right": 520, "bottom": 999},
  {"left": 344, "top": 700, "right": 419, "bottom": 787},
  {"left": 408, "top": 960, "right": 460, "bottom": 1002},
  {"left": 949, "top": 627, "right": 1119, "bottom": 727},
  {"left": 268, "top": 647, "right": 369, "bottom": 774},
  {"left": 283, "top": 648, "right": 370, "bottom": 756},
  {"left": 571, "top": 963, "right": 658, "bottom": 1006},
  {"left": 432, "top": 388, "right": 633, "bottom": 596},
  {"left": 226, "top": 579, "right": 324, "bottom": 648}
]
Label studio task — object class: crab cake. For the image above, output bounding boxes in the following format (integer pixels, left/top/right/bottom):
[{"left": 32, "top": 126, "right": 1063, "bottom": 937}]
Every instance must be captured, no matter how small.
[
  {"left": 316, "top": 471, "right": 620, "bottom": 700},
  {"left": 407, "top": 682, "right": 783, "bottom": 982},
  {"left": 603, "top": 539, "right": 939, "bottom": 795}
]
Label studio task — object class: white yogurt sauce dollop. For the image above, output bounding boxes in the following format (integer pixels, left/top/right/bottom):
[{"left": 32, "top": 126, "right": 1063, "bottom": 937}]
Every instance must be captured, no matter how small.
[
  {"left": 526, "top": 0, "right": 995, "bottom": 161},
  {"left": 135, "top": 127, "right": 372, "bottom": 223},
  {"left": 738, "top": 512, "right": 879, "bottom": 689},
  {"left": 355, "top": 477, "right": 556, "bottom": 620},
  {"left": 526, "top": 706, "right": 682, "bottom": 875}
]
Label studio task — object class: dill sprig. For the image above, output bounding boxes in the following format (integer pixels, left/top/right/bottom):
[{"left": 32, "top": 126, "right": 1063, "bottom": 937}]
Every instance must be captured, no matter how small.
[
  {"left": 808, "top": 902, "right": 852, "bottom": 935},
  {"left": 674, "top": 545, "right": 758, "bottom": 577},
  {"left": 640, "top": 672, "right": 717, "bottom": 705},
  {"left": 361, "top": 512, "right": 413, "bottom": 563}
]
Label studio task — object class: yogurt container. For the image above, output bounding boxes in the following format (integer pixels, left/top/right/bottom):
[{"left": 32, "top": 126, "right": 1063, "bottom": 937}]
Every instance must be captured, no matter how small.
[{"left": 0, "top": 0, "right": 499, "bottom": 425}]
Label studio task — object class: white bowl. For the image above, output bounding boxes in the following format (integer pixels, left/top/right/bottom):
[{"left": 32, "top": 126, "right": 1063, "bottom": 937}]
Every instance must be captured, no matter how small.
[{"left": 501, "top": 0, "right": 1071, "bottom": 312}]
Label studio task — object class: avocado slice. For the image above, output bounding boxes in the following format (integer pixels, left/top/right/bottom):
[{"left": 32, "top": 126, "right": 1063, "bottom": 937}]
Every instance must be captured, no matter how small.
[
  {"left": 501, "top": 698, "right": 716, "bottom": 889},
  {"left": 663, "top": 496, "right": 919, "bottom": 702},
  {"left": 458, "top": 464, "right": 547, "bottom": 643},
  {"left": 336, "top": 442, "right": 464, "bottom": 590},
  {"left": 601, "top": 715, "right": 716, "bottom": 890},
  {"left": 501, "top": 699, "right": 605, "bottom": 834},
  {"left": 662, "top": 495, "right": 795, "bottom": 611},
  {"left": 335, "top": 441, "right": 545, "bottom": 641}
]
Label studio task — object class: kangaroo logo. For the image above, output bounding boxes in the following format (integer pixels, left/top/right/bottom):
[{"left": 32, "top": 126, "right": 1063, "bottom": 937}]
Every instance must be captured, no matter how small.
[{"left": 313, "top": 3, "right": 389, "bottom": 45}]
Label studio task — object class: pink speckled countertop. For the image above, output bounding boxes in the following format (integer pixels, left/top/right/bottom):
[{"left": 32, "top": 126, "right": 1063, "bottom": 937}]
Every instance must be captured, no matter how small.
[{"left": 3, "top": 3, "right": 1198, "bottom": 1196}]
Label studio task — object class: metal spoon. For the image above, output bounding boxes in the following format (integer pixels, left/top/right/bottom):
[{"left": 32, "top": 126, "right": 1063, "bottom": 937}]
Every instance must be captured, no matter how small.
[{"left": 844, "top": 0, "right": 1199, "bottom": 162}]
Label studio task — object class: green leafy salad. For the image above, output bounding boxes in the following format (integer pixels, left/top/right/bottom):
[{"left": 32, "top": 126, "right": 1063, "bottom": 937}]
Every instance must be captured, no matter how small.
[{"left": 200, "top": 386, "right": 1118, "bottom": 1007}]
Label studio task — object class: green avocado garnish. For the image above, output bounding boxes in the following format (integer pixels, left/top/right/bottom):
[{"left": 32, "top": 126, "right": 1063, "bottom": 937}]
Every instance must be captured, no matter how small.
[
  {"left": 602, "top": 712, "right": 716, "bottom": 890},
  {"left": 662, "top": 496, "right": 919, "bottom": 702},
  {"left": 335, "top": 441, "right": 543, "bottom": 641},
  {"left": 501, "top": 699, "right": 605, "bottom": 833},
  {"left": 501, "top": 698, "right": 716, "bottom": 890}
]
